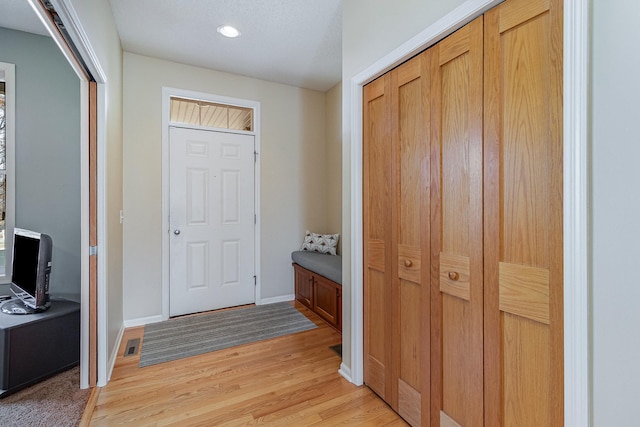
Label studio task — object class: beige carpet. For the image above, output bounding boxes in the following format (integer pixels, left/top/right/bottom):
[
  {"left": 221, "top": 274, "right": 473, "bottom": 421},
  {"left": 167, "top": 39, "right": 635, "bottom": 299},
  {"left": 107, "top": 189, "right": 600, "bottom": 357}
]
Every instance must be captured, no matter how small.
[{"left": 0, "top": 366, "right": 90, "bottom": 426}]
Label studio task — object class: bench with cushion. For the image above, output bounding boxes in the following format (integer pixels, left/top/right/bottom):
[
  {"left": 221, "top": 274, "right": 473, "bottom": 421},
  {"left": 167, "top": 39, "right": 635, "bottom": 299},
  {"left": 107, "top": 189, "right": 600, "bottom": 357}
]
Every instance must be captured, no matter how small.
[{"left": 291, "top": 251, "right": 342, "bottom": 333}]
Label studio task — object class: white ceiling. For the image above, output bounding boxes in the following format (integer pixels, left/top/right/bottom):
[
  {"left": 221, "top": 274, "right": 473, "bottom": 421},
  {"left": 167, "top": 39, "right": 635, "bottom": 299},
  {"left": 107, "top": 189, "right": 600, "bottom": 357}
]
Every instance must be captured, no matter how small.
[
  {"left": 0, "top": 0, "right": 342, "bottom": 92},
  {"left": 111, "top": 0, "right": 343, "bottom": 92},
  {"left": 0, "top": 0, "right": 49, "bottom": 36}
]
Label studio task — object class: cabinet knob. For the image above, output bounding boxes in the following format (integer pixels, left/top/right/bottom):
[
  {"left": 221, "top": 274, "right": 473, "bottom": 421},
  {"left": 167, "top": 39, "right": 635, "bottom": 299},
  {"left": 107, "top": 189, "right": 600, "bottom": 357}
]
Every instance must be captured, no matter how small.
[
  {"left": 448, "top": 271, "right": 459, "bottom": 281},
  {"left": 404, "top": 259, "right": 412, "bottom": 267}
]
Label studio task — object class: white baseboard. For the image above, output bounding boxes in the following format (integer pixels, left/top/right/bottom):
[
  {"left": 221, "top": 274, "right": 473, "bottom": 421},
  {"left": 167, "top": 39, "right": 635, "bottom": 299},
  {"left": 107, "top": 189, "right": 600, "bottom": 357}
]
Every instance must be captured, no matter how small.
[
  {"left": 104, "top": 323, "right": 125, "bottom": 385},
  {"left": 258, "top": 294, "right": 295, "bottom": 305},
  {"left": 123, "top": 314, "right": 164, "bottom": 328},
  {"left": 339, "top": 362, "right": 355, "bottom": 384}
]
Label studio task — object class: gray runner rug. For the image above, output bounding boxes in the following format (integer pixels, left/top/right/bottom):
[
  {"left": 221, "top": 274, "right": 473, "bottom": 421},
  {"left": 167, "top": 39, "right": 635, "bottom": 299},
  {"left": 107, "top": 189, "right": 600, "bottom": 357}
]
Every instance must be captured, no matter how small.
[{"left": 139, "top": 302, "right": 316, "bottom": 367}]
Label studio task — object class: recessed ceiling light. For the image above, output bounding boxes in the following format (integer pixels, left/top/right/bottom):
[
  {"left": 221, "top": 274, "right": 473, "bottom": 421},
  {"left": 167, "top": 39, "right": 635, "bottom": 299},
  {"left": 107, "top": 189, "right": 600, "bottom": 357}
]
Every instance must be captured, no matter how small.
[{"left": 217, "top": 25, "right": 240, "bottom": 38}]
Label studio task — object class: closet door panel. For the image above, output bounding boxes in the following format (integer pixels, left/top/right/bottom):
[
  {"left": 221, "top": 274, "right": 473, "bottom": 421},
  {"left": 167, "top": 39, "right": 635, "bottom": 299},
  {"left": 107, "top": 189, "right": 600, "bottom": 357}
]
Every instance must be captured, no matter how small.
[
  {"left": 393, "top": 54, "right": 430, "bottom": 426},
  {"left": 363, "top": 75, "right": 394, "bottom": 401},
  {"left": 367, "top": 269, "right": 389, "bottom": 394},
  {"left": 398, "top": 277, "right": 423, "bottom": 426},
  {"left": 484, "top": 0, "right": 563, "bottom": 425},
  {"left": 430, "top": 16, "right": 484, "bottom": 427}
]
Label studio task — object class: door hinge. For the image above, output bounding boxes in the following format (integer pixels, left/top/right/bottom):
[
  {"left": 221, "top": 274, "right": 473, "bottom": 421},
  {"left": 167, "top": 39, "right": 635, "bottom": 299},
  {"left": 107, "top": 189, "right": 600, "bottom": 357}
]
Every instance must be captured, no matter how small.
[
  {"left": 254, "top": 151, "right": 258, "bottom": 162},
  {"left": 254, "top": 214, "right": 257, "bottom": 224},
  {"left": 89, "top": 245, "right": 98, "bottom": 256},
  {"left": 253, "top": 275, "right": 257, "bottom": 286}
]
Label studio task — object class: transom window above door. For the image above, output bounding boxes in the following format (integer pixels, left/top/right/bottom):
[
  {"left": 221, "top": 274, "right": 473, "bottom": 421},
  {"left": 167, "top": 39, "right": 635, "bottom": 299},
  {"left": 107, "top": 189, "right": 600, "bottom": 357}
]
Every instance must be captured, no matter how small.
[{"left": 170, "top": 97, "right": 253, "bottom": 132}]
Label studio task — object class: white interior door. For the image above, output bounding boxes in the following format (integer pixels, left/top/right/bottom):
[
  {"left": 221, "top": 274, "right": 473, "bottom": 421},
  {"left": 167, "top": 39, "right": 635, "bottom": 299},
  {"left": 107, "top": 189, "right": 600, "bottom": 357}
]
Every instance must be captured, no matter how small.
[{"left": 169, "top": 126, "right": 255, "bottom": 317}]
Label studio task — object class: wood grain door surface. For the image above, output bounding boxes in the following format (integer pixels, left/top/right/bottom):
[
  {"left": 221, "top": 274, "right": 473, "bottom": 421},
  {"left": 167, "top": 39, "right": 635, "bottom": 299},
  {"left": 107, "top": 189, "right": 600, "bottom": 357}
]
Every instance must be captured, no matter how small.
[
  {"left": 392, "top": 53, "right": 431, "bottom": 426},
  {"left": 364, "top": 51, "right": 432, "bottom": 426},
  {"left": 430, "top": 15, "right": 484, "bottom": 427},
  {"left": 294, "top": 264, "right": 314, "bottom": 309},
  {"left": 362, "top": 0, "right": 563, "bottom": 425},
  {"left": 483, "top": 0, "right": 564, "bottom": 425},
  {"left": 363, "top": 73, "right": 393, "bottom": 402}
]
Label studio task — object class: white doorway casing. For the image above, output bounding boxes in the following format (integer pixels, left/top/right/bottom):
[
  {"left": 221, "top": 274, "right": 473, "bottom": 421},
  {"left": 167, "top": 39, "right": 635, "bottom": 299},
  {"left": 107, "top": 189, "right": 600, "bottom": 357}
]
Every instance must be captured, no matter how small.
[
  {"left": 162, "top": 88, "right": 261, "bottom": 321},
  {"left": 346, "top": 0, "right": 590, "bottom": 426},
  {"left": 28, "top": 0, "right": 110, "bottom": 388}
]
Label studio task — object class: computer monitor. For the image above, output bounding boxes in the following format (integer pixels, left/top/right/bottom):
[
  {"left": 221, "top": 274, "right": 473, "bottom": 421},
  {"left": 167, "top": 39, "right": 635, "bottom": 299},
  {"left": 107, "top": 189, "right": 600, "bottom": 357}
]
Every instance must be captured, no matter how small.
[{"left": 2, "top": 228, "right": 52, "bottom": 314}]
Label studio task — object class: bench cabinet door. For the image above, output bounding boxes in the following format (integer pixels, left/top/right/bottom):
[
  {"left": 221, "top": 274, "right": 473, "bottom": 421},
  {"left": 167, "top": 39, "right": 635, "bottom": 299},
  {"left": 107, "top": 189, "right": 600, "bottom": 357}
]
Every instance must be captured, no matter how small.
[
  {"left": 313, "top": 275, "right": 340, "bottom": 330},
  {"left": 294, "top": 264, "right": 314, "bottom": 309}
]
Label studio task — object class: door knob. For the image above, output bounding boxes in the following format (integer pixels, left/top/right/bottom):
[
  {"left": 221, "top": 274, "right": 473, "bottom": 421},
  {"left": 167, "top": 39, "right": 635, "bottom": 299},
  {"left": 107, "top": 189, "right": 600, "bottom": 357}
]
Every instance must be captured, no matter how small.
[{"left": 173, "top": 229, "right": 181, "bottom": 235}]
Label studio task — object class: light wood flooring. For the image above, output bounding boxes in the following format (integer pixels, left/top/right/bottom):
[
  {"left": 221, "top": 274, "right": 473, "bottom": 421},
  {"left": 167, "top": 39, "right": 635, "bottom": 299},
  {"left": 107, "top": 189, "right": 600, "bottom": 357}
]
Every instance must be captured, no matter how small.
[{"left": 85, "top": 302, "right": 406, "bottom": 426}]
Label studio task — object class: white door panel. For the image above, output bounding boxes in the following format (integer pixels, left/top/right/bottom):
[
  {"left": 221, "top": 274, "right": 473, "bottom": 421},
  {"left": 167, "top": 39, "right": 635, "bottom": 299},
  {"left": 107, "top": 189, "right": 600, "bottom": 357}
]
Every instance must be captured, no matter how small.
[{"left": 170, "top": 127, "right": 255, "bottom": 316}]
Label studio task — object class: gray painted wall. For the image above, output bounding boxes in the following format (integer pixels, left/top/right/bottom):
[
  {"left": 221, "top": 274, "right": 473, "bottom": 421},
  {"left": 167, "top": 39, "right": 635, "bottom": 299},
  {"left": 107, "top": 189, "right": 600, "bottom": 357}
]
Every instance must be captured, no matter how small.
[
  {"left": 0, "top": 27, "right": 81, "bottom": 300},
  {"left": 592, "top": 0, "right": 640, "bottom": 423}
]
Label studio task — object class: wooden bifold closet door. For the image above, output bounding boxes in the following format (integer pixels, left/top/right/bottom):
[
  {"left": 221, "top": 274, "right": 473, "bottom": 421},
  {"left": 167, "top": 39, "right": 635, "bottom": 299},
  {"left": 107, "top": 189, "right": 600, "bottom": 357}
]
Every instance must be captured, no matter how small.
[
  {"left": 483, "top": 0, "right": 564, "bottom": 425},
  {"left": 363, "top": 0, "right": 562, "bottom": 426},
  {"left": 363, "top": 52, "right": 431, "bottom": 425},
  {"left": 429, "top": 16, "right": 484, "bottom": 427}
]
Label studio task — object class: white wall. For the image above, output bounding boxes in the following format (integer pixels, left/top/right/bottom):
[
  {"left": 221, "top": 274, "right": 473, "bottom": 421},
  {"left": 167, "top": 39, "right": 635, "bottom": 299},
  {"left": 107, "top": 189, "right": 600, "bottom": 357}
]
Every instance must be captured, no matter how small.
[
  {"left": 591, "top": 0, "right": 640, "bottom": 423},
  {"left": 68, "top": 0, "right": 124, "bottom": 373},
  {"left": 122, "top": 52, "right": 328, "bottom": 321},
  {"left": 325, "top": 82, "right": 342, "bottom": 254},
  {"left": 340, "top": 0, "right": 466, "bottom": 377}
]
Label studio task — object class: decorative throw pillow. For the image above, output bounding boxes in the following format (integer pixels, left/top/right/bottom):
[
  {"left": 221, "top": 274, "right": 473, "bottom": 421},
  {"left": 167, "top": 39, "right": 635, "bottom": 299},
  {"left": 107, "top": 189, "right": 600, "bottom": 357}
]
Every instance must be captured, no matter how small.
[{"left": 300, "top": 230, "right": 339, "bottom": 255}]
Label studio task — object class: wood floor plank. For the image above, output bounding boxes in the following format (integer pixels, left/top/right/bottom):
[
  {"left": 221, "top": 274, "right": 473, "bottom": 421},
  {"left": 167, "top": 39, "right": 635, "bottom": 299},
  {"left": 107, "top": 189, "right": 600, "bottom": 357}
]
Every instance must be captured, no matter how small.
[{"left": 88, "top": 302, "right": 406, "bottom": 426}]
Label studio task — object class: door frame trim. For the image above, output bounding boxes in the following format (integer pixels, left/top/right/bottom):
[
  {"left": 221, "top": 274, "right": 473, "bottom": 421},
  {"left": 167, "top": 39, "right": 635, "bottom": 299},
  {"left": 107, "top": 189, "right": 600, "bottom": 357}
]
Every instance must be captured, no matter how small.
[
  {"left": 29, "top": 0, "right": 109, "bottom": 388},
  {"left": 347, "top": 0, "right": 591, "bottom": 425},
  {"left": 161, "top": 87, "right": 261, "bottom": 320}
]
